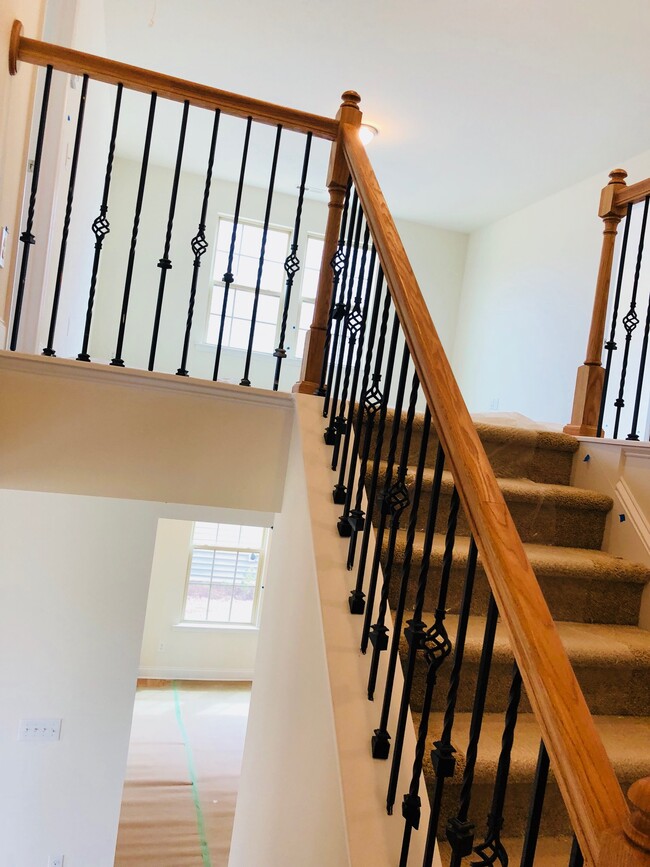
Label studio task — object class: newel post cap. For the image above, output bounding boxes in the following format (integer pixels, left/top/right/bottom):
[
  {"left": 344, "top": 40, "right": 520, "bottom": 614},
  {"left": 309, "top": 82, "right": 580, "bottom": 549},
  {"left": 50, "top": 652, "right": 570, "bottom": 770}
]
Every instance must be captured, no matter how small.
[
  {"left": 608, "top": 168, "right": 628, "bottom": 186},
  {"left": 624, "top": 776, "right": 650, "bottom": 852}
]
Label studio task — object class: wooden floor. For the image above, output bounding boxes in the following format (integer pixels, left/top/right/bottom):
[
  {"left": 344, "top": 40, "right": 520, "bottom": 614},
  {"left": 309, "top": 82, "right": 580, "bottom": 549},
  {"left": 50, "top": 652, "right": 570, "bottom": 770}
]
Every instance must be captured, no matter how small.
[{"left": 114, "top": 681, "right": 251, "bottom": 866}]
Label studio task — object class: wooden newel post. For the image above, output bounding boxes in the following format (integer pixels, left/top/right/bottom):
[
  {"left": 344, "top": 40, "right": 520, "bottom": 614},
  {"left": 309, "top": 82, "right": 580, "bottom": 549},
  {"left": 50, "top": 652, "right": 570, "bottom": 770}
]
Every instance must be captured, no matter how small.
[
  {"left": 564, "top": 168, "right": 628, "bottom": 437},
  {"left": 597, "top": 776, "right": 650, "bottom": 866},
  {"left": 293, "top": 90, "right": 362, "bottom": 394}
]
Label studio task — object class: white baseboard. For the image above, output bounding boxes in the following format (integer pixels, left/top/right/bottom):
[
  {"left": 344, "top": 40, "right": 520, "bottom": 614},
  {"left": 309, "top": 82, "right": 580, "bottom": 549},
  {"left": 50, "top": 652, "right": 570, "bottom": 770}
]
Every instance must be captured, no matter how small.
[{"left": 139, "top": 666, "right": 253, "bottom": 681}]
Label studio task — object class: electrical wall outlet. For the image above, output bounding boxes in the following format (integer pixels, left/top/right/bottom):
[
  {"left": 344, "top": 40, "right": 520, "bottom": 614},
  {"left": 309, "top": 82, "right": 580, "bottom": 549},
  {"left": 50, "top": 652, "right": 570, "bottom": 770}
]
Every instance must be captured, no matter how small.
[
  {"left": 19, "top": 718, "right": 62, "bottom": 741},
  {"left": 49, "top": 856, "right": 64, "bottom": 867}
]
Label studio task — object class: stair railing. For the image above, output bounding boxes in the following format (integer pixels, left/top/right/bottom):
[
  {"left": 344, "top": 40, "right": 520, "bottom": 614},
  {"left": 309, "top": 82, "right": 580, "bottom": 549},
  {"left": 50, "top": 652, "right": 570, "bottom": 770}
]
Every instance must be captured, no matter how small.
[{"left": 565, "top": 167, "right": 650, "bottom": 440}]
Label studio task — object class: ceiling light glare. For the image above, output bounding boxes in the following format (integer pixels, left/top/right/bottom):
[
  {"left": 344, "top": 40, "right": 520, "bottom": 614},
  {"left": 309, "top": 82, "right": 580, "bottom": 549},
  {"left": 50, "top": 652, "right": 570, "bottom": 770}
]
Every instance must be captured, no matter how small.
[{"left": 358, "top": 124, "right": 379, "bottom": 146}]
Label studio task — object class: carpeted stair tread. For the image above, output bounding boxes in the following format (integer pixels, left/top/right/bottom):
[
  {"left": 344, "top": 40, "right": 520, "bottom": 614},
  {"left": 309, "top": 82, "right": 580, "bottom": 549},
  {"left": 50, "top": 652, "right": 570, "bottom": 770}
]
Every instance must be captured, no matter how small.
[{"left": 384, "top": 530, "right": 649, "bottom": 624}]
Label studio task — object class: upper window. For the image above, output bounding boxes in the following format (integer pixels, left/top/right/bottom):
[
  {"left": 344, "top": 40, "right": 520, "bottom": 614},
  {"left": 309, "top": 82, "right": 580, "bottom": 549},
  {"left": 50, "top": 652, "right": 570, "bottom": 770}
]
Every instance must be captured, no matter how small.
[
  {"left": 183, "top": 521, "right": 269, "bottom": 626},
  {"left": 295, "top": 235, "right": 324, "bottom": 359}
]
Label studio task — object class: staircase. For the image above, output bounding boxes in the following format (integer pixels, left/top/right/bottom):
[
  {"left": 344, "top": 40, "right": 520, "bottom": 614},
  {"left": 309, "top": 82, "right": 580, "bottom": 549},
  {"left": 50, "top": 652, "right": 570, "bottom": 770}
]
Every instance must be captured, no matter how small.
[{"left": 371, "top": 416, "right": 650, "bottom": 863}]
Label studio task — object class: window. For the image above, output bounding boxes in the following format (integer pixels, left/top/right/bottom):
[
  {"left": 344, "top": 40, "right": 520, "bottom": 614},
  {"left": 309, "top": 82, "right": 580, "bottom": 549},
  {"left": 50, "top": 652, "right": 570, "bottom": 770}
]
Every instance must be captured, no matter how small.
[
  {"left": 295, "top": 235, "right": 324, "bottom": 359},
  {"left": 183, "top": 522, "right": 269, "bottom": 626},
  {"left": 207, "top": 219, "right": 291, "bottom": 355}
]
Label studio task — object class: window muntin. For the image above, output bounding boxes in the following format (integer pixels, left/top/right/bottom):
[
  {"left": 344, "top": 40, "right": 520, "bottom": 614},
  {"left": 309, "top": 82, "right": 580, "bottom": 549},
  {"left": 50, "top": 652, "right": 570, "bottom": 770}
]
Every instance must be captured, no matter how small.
[{"left": 183, "top": 522, "right": 269, "bottom": 626}]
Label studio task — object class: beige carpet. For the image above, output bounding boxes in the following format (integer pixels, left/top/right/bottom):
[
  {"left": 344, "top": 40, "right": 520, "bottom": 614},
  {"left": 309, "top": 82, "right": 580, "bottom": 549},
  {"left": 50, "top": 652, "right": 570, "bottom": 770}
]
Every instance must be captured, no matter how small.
[{"left": 114, "top": 681, "right": 251, "bottom": 866}]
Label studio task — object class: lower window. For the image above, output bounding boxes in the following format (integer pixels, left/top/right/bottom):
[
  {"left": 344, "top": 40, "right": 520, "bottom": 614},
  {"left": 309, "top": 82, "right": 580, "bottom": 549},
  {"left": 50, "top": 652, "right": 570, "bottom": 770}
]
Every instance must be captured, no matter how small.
[{"left": 182, "top": 522, "right": 270, "bottom": 626}]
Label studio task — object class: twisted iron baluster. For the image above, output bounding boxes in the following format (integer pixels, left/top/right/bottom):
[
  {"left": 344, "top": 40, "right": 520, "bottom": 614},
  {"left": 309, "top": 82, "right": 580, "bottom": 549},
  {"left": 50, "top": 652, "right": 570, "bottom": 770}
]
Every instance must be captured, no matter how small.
[
  {"left": 148, "top": 99, "right": 190, "bottom": 371},
  {"left": 612, "top": 196, "right": 649, "bottom": 437},
  {"left": 177, "top": 108, "right": 221, "bottom": 376},
  {"left": 387, "top": 443, "right": 446, "bottom": 815},
  {"left": 241, "top": 124, "right": 282, "bottom": 386},
  {"left": 332, "top": 227, "right": 370, "bottom": 474},
  {"left": 471, "top": 662, "right": 523, "bottom": 866},
  {"left": 10, "top": 64, "right": 53, "bottom": 352},
  {"left": 626, "top": 242, "right": 650, "bottom": 440},
  {"left": 111, "top": 91, "right": 157, "bottom": 367},
  {"left": 212, "top": 116, "right": 252, "bottom": 381},
  {"left": 447, "top": 594, "right": 500, "bottom": 867},
  {"left": 43, "top": 73, "right": 89, "bottom": 357},
  {"left": 423, "top": 536, "right": 479, "bottom": 867},
  {"left": 367, "top": 368, "right": 419, "bottom": 699},
  {"left": 78, "top": 83, "right": 123, "bottom": 362},
  {"left": 371, "top": 407, "right": 432, "bottom": 760},
  {"left": 360, "top": 341, "right": 411, "bottom": 655},
  {"left": 519, "top": 741, "right": 550, "bottom": 867},
  {"left": 272, "top": 132, "right": 311, "bottom": 391},
  {"left": 596, "top": 203, "right": 632, "bottom": 434},
  {"left": 346, "top": 277, "right": 391, "bottom": 585},
  {"left": 325, "top": 204, "right": 364, "bottom": 444},
  {"left": 319, "top": 180, "right": 352, "bottom": 404}
]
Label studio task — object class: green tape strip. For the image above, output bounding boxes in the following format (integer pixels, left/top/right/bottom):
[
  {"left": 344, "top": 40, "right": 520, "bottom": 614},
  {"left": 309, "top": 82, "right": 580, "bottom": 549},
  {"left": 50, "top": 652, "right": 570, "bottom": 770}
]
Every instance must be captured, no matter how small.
[{"left": 172, "top": 681, "right": 212, "bottom": 866}]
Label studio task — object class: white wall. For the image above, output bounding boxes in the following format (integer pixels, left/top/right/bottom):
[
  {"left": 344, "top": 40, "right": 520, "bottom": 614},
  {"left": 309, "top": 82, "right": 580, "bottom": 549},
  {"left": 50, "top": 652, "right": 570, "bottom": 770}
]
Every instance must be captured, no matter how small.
[
  {"left": 452, "top": 147, "right": 650, "bottom": 425},
  {"left": 139, "top": 515, "right": 273, "bottom": 680}
]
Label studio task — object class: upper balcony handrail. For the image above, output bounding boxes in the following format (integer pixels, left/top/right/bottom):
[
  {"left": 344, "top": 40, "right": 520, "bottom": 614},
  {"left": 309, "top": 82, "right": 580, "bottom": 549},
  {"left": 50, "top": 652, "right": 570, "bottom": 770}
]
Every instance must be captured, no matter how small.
[
  {"left": 340, "top": 121, "right": 628, "bottom": 866},
  {"left": 8, "top": 20, "right": 339, "bottom": 140}
]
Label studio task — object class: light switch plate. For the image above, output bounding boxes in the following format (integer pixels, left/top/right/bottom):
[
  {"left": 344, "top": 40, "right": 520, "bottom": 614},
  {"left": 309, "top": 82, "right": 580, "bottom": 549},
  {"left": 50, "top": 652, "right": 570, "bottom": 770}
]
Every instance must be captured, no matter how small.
[{"left": 19, "top": 718, "right": 62, "bottom": 741}]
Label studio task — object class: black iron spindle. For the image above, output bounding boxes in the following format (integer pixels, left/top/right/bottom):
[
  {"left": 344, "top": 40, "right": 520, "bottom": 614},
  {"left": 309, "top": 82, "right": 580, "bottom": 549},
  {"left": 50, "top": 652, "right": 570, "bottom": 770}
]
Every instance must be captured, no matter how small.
[
  {"left": 77, "top": 83, "right": 123, "bottom": 362},
  {"left": 519, "top": 741, "right": 550, "bottom": 867},
  {"left": 317, "top": 179, "right": 352, "bottom": 399},
  {"left": 212, "top": 116, "right": 252, "bottom": 382},
  {"left": 332, "top": 247, "right": 378, "bottom": 505},
  {"left": 366, "top": 368, "right": 419, "bottom": 699},
  {"left": 348, "top": 309, "right": 399, "bottom": 612},
  {"left": 10, "top": 64, "right": 53, "bottom": 352},
  {"left": 472, "top": 662, "right": 523, "bottom": 866},
  {"left": 611, "top": 196, "right": 649, "bottom": 437},
  {"left": 568, "top": 836, "right": 584, "bottom": 867},
  {"left": 148, "top": 99, "right": 189, "bottom": 371},
  {"left": 42, "top": 73, "right": 89, "bottom": 357},
  {"left": 423, "top": 537, "right": 480, "bottom": 867},
  {"left": 331, "top": 226, "right": 372, "bottom": 479},
  {"left": 323, "top": 192, "right": 359, "bottom": 433},
  {"left": 177, "top": 109, "right": 221, "bottom": 376},
  {"left": 272, "top": 132, "right": 311, "bottom": 391},
  {"left": 111, "top": 91, "right": 157, "bottom": 367},
  {"left": 360, "top": 342, "right": 411, "bottom": 655},
  {"left": 626, "top": 255, "right": 650, "bottom": 440},
  {"left": 386, "top": 442, "right": 446, "bottom": 816},
  {"left": 596, "top": 204, "right": 632, "bottom": 434},
  {"left": 371, "top": 407, "right": 433, "bottom": 761},
  {"left": 447, "top": 593, "right": 500, "bottom": 867},
  {"left": 241, "top": 124, "right": 282, "bottom": 386}
]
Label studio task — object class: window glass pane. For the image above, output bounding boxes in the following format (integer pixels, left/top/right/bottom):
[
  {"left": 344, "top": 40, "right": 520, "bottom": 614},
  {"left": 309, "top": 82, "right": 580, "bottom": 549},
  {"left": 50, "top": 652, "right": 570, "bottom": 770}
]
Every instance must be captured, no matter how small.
[
  {"left": 236, "top": 551, "right": 259, "bottom": 583},
  {"left": 216, "top": 524, "right": 241, "bottom": 547},
  {"left": 264, "top": 230, "right": 290, "bottom": 263},
  {"left": 230, "top": 585, "right": 255, "bottom": 623},
  {"left": 239, "top": 526, "right": 264, "bottom": 548},
  {"left": 213, "top": 249, "right": 230, "bottom": 281},
  {"left": 236, "top": 255, "right": 259, "bottom": 288},
  {"left": 233, "top": 290, "right": 254, "bottom": 319},
  {"left": 189, "top": 549, "right": 215, "bottom": 581},
  {"left": 193, "top": 522, "right": 219, "bottom": 545},
  {"left": 212, "top": 550, "right": 238, "bottom": 579},
  {"left": 300, "top": 268, "right": 319, "bottom": 300},
  {"left": 295, "top": 328, "right": 307, "bottom": 359},
  {"left": 299, "top": 301, "right": 314, "bottom": 330},
  {"left": 305, "top": 237, "right": 324, "bottom": 270},
  {"left": 240, "top": 224, "right": 264, "bottom": 257},
  {"left": 260, "top": 261, "right": 285, "bottom": 294},
  {"left": 206, "top": 314, "right": 220, "bottom": 345},
  {"left": 210, "top": 284, "right": 234, "bottom": 318},
  {"left": 184, "top": 583, "right": 210, "bottom": 620},
  {"left": 207, "top": 584, "right": 232, "bottom": 622},
  {"left": 257, "top": 294, "right": 280, "bottom": 324},
  {"left": 252, "top": 322, "right": 277, "bottom": 354},
  {"left": 229, "top": 317, "right": 250, "bottom": 350}
]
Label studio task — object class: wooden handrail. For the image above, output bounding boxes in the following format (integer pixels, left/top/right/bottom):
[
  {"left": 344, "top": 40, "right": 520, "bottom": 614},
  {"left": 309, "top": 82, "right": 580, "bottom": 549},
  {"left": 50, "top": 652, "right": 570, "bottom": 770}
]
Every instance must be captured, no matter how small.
[
  {"left": 340, "top": 122, "right": 627, "bottom": 865},
  {"left": 615, "top": 177, "right": 650, "bottom": 210},
  {"left": 8, "top": 20, "right": 338, "bottom": 139}
]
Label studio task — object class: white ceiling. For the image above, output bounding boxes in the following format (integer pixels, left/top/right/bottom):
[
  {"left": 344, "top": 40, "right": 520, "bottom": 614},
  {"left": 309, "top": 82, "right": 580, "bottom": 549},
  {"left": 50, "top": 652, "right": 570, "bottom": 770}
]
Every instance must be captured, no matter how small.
[{"left": 103, "top": 0, "right": 650, "bottom": 233}]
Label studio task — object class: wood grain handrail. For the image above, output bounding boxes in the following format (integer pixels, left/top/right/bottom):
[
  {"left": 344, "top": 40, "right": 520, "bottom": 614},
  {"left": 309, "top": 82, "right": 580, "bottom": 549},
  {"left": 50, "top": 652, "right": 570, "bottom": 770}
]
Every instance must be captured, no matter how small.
[
  {"left": 341, "top": 122, "right": 627, "bottom": 865},
  {"left": 615, "top": 176, "right": 650, "bottom": 210},
  {"left": 8, "top": 20, "right": 338, "bottom": 139}
]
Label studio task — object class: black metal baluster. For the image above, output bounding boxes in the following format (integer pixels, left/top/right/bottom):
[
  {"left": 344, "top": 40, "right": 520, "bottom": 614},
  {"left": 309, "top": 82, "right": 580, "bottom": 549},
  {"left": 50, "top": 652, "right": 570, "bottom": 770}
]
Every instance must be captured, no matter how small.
[
  {"left": 324, "top": 204, "right": 364, "bottom": 445},
  {"left": 10, "top": 64, "right": 53, "bottom": 352},
  {"left": 337, "top": 262, "right": 384, "bottom": 531},
  {"left": 272, "top": 132, "right": 311, "bottom": 391},
  {"left": 612, "top": 196, "right": 649, "bottom": 437},
  {"left": 423, "top": 537, "right": 479, "bottom": 867},
  {"left": 317, "top": 179, "right": 352, "bottom": 399},
  {"left": 332, "top": 246, "right": 377, "bottom": 503},
  {"left": 447, "top": 593, "right": 500, "bottom": 867},
  {"left": 360, "top": 342, "right": 411, "bottom": 656},
  {"left": 148, "top": 99, "right": 189, "bottom": 371},
  {"left": 212, "top": 116, "right": 252, "bottom": 381},
  {"left": 366, "top": 368, "right": 419, "bottom": 699},
  {"left": 519, "top": 741, "right": 550, "bottom": 867},
  {"left": 596, "top": 204, "right": 632, "bottom": 434},
  {"left": 77, "top": 83, "right": 123, "bottom": 362},
  {"left": 241, "top": 124, "right": 282, "bottom": 386},
  {"left": 472, "top": 662, "right": 523, "bottom": 866},
  {"left": 348, "top": 309, "right": 399, "bottom": 613},
  {"left": 387, "top": 442, "right": 446, "bottom": 816},
  {"left": 42, "top": 73, "right": 89, "bottom": 357},
  {"left": 177, "top": 108, "right": 221, "bottom": 376},
  {"left": 626, "top": 250, "right": 650, "bottom": 440},
  {"left": 111, "top": 92, "right": 157, "bottom": 367},
  {"left": 568, "top": 836, "right": 584, "bottom": 867},
  {"left": 371, "top": 407, "right": 433, "bottom": 761},
  {"left": 323, "top": 193, "right": 359, "bottom": 433}
]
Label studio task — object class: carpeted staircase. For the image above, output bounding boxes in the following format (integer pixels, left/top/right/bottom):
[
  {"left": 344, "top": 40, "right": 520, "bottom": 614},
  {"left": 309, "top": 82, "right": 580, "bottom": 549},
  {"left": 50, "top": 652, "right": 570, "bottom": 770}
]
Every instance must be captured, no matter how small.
[{"left": 369, "top": 416, "right": 650, "bottom": 863}]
